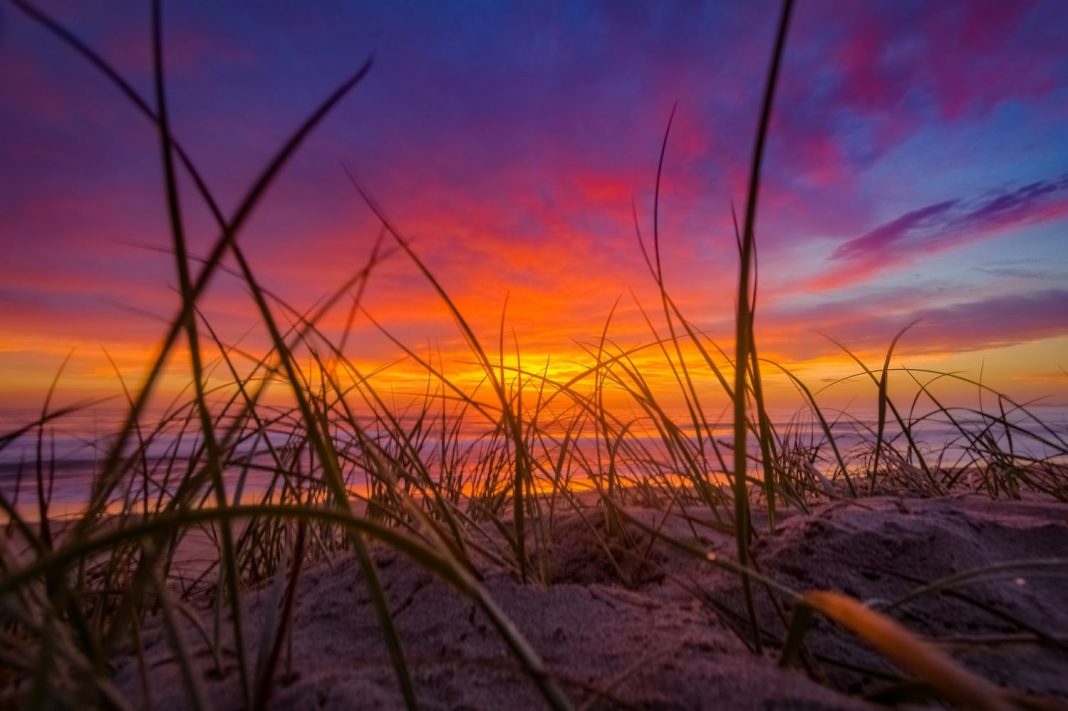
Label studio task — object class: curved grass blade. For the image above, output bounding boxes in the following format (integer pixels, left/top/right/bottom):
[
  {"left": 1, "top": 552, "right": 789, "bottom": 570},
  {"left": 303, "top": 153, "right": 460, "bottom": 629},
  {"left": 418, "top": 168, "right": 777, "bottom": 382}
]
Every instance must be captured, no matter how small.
[
  {"left": 1, "top": 503, "right": 573, "bottom": 710},
  {"left": 787, "top": 591, "right": 1014, "bottom": 711}
]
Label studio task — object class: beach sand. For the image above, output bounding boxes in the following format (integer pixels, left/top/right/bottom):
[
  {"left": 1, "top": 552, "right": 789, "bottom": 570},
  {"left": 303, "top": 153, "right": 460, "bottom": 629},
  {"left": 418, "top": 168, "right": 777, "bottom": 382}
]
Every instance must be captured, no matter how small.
[{"left": 112, "top": 494, "right": 1068, "bottom": 709}]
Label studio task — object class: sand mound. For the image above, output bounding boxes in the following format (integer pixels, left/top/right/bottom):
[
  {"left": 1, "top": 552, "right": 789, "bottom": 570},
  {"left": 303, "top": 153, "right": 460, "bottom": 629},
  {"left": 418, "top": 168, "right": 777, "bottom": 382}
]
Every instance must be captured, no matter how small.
[
  {"left": 713, "top": 496, "right": 1068, "bottom": 702},
  {"left": 112, "top": 495, "right": 1068, "bottom": 708}
]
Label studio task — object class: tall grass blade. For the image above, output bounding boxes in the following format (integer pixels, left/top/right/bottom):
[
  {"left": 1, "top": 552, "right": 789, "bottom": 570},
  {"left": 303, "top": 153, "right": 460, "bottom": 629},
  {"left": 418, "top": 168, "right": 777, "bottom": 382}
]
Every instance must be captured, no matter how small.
[{"left": 733, "top": 0, "right": 794, "bottom": 652}]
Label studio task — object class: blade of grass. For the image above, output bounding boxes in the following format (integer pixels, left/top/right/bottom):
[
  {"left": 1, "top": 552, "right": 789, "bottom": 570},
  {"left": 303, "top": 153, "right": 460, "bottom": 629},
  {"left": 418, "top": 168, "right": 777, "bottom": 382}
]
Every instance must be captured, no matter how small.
[
  {"left": 732, "top": 0, "right": 794, "bottom": 653},
  {"left": 790, "top": 590, "right": 1014, "bottom": 711},
  {"left": 150, "top": 3, "right": 251, "bottom": 702}
]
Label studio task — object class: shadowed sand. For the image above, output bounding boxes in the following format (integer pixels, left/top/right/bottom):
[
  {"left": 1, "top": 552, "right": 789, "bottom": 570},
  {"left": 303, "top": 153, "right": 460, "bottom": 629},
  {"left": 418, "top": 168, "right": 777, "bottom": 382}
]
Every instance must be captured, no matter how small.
[{"left": 112, "top": 494, "right": 1068, "bottom": 709}]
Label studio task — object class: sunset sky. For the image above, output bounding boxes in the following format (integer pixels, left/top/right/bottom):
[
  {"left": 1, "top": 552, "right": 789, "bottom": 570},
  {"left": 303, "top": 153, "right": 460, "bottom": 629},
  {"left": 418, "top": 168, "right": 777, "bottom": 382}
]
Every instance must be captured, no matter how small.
[{"left": 1, "top": 0, "right": 1066, "bottom": 412}]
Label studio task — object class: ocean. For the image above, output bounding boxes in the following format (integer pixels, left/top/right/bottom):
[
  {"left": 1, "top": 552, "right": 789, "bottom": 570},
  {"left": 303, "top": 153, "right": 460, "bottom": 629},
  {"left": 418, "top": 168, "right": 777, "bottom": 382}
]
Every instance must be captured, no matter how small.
[{"left": 3, "top": 403, "right": 1066, "bottom": 520}]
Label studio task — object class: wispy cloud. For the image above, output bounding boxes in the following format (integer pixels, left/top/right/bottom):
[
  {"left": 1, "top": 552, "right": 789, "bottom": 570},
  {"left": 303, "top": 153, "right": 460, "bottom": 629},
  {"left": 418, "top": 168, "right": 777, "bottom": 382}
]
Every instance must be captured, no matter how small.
[
  {"left": 831, "top": 199, "right": 960, "bottom": 261},
  {"left": 805, "top": 175, "right": 1068, "bottom": 290}
]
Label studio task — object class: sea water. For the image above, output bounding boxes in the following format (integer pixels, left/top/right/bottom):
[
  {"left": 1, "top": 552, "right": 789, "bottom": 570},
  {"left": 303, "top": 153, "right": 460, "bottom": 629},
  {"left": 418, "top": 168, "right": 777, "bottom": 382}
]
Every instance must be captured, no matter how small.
[{"left": 2, "top": 403, "right": 1066, "bottom": 521}]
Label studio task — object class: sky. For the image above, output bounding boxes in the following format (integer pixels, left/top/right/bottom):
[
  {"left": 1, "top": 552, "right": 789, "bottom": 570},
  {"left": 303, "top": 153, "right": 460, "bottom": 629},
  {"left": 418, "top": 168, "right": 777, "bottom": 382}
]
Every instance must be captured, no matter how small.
[{"left": 1, "top": 0, "right": 1067, "bottom": 414}]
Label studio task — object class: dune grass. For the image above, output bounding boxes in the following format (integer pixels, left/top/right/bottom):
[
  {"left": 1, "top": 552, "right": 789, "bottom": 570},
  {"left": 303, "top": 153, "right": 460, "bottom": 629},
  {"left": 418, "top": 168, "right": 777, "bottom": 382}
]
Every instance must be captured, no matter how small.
[{"left": 3, "top": 0, "right": 1068, "bottom": 708}]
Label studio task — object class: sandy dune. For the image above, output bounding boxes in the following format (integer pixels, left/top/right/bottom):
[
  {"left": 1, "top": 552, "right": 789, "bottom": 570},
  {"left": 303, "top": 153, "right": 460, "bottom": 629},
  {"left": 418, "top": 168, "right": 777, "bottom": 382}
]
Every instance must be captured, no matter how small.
[{"left": 113, "top": 495, "right": 1068, "bottom": 709}]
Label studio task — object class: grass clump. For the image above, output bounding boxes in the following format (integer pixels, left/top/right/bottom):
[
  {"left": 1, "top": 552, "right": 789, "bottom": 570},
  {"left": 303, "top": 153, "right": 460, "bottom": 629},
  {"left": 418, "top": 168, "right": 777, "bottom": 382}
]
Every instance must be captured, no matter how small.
[{"left": 2, "top": 1, "right": 1066, "bottom": 709}]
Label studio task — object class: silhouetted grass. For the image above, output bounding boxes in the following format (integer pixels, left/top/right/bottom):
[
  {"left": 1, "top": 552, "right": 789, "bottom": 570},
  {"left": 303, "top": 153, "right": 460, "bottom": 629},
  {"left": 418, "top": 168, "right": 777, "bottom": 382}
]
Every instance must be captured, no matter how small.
[{"left": 3, "top": 0, "right": 1067, "bottom": 709}]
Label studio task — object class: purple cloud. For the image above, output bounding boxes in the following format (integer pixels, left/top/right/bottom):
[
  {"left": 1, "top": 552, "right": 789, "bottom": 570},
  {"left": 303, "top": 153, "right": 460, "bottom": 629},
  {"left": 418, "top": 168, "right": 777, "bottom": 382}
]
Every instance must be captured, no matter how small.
[
  {"left": 831, "top": 200, "right": 960, "bottom": 261},
  {"left": 799, "top": 174, "right": 1068, "bottom": 291}
]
